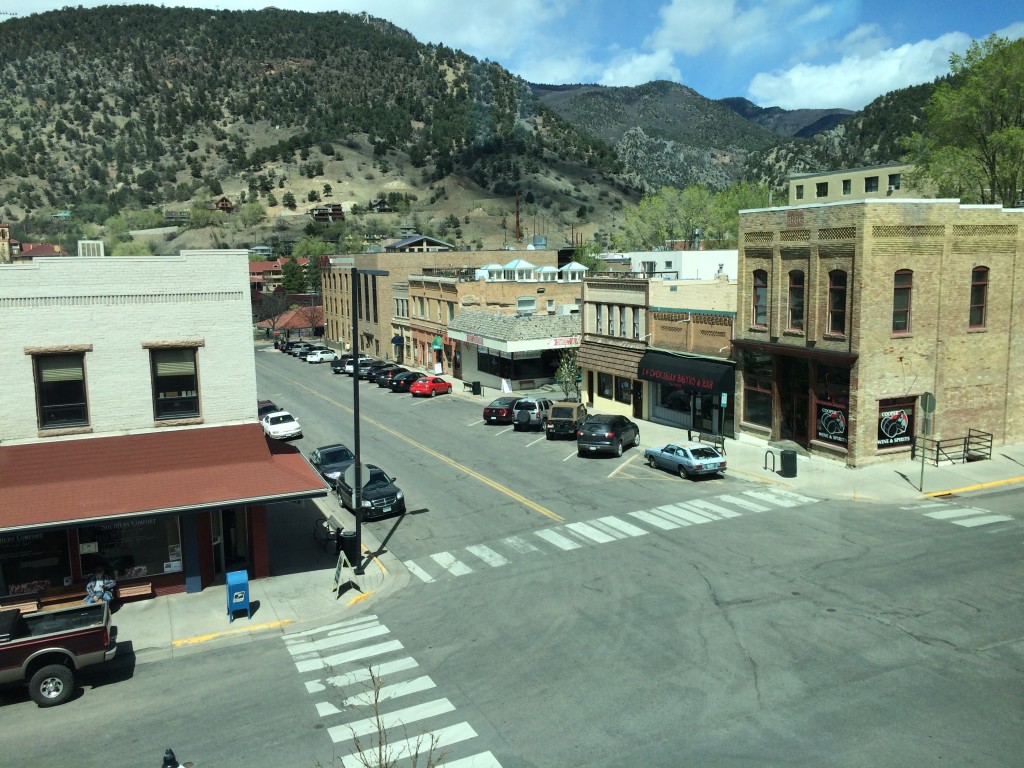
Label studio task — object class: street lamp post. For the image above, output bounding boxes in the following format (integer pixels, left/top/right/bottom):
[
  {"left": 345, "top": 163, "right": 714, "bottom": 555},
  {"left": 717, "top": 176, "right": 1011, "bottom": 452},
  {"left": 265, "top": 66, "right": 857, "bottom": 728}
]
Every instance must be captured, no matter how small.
[{"left": 350, "top": 266, "right": 388, "bottom": 574}]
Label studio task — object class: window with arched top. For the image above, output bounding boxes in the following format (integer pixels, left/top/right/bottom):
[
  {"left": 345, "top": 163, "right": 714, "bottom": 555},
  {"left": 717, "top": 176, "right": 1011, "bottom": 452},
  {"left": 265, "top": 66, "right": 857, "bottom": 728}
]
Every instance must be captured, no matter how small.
[
  {"left": 788, "top": 270, "right": 804, "bottom": 330},
  {"left": 892, "top": 270, "right": 912, "bottom": 333},
  {"left": 752, "top": 270, "right": 768, "bottom": 327},
  {"left": 969, "top": 266, "right": 988, "bottom": 328}
]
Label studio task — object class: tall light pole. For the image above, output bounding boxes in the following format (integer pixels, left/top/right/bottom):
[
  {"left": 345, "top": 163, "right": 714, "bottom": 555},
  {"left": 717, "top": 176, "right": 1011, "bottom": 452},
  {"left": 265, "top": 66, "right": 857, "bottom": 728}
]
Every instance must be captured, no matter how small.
[{"left": 350, "top": 266, "right": 388, "bottom": 574}]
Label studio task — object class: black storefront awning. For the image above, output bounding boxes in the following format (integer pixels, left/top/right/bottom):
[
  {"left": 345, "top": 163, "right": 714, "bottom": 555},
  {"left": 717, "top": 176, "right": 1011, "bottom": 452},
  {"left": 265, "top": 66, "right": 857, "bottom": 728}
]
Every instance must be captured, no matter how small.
[{"left": 638, "top": 351, "right": 734, "bottom": 393}]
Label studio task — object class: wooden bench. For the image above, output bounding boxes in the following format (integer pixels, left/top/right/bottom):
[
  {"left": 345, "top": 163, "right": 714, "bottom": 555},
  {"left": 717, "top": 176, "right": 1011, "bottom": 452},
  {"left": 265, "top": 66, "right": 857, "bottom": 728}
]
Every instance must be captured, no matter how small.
[
  {"left": 313, "top": 515, "right": 344, "bottom": 553},
  {"left": 0, "top": 600, "right": 40, "bottom": 614},
  {"left": 697, "top": 432, "right": 727, "bottom": 455},
  {"left": 116, "top": 582, "right": 154, "bottom": 601},
  {"left": 38, "top": 584, "right": 87, "bottom": 611}
]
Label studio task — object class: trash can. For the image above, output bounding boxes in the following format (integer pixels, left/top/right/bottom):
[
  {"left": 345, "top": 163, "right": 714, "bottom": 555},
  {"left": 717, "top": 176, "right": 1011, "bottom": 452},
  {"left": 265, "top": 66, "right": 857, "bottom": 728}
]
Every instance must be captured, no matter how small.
[
  {"left": 339, "top": 529, "right": 360, "bottom": 567},
  {"left": 780, "top": 449, "right": 798, "bottom": 478},
  {"left": 471, "top": 381, "right": 482, "bottom": 396}
]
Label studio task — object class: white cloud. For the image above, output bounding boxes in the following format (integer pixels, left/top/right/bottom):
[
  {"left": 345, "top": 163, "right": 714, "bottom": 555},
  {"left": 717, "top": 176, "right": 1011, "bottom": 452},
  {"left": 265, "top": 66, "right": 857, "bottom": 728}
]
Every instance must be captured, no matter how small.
[
  {"left": 747, "top": 31, "right": 972, "bottom": 110},
  {"left": 598, "top": 49, "right": 682, "bottom": 86}
]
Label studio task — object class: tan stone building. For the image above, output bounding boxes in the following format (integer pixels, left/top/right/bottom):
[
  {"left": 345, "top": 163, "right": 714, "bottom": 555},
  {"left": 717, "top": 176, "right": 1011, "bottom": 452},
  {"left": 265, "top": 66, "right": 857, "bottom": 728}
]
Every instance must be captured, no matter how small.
[
  {"left": 788, "top": 163, "right": 920, "bottom": 206},
  {"left": 577, "top": 275, "right": 737, "bottom": 434},
  {"left": 735, "top": 198, "right": 1024, "bottom": 467}
]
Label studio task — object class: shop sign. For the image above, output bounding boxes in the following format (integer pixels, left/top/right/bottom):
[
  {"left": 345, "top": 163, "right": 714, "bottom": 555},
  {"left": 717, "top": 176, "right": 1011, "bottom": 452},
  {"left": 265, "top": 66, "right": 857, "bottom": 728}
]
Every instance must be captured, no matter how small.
[
  {"left": 467, "top": 334, "right": 484, "bottom": 345},
  {"left": 877, "top": 400, "right": 914, "bottom": 448},
  {"left": 816, "top": 404, "right": 848, "bottom": 444},
  {"left": 549, "top": 336, "right": 580, "bottom": 348},
  {"left": 514, "top": 350, "right": 542, "bottom": 359}
]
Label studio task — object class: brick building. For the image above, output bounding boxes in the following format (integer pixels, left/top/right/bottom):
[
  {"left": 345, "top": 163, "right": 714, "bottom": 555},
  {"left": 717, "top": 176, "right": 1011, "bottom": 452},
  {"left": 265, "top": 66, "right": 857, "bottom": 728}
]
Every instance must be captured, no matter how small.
[
  {"left": 735, "top": 199, "right": 1024, "bottom": 467},
  {"left": 0, "top": 251, "right": 327, "bottom": 605}
]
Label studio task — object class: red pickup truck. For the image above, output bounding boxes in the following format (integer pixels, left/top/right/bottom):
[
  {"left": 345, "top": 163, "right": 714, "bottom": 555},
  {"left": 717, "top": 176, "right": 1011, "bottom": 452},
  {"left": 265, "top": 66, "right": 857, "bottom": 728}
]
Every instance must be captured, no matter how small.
[{"left": 0, "top": 602, "right": 118, "bottom": 707}]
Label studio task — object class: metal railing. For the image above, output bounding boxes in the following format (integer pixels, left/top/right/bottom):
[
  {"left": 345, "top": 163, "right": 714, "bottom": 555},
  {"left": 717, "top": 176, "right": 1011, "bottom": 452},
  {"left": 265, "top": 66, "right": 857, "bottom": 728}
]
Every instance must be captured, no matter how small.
[{"left": 912, "top": 429, "right": 993, "bottom": 466}]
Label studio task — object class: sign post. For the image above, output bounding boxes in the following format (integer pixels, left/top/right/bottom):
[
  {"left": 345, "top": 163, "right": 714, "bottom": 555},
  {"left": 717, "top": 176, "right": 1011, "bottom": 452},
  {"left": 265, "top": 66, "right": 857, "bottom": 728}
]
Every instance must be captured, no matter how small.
[{"left": 919, "top": 391, "right": 936, "bottom": 491}]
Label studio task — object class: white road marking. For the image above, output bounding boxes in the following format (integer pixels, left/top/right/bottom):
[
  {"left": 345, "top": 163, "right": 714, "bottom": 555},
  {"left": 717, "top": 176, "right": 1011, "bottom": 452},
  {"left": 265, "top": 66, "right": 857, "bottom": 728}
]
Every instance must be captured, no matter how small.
[
  {"left": 952, "top": 515, "right": 1014, "bottom": 527},
  {"left": 594, "top": 516, "right": 647, "bottom": 538},
  {"left": 465, "top": 544, "right": 509, "bottom": 568},
  {"left": 314, "top": 675, "right": 436, "bottom": 716},
  {"left": 286, "top": 614, "right": 380, "bottom": 641},
  {"left": 923, "top": 507, "right": 986, "bottom": 520},
  {"left": 565, "top": 521, "right": 617, "bottom": 544},
  {"left": 288, "top": 623, "right": 390, "bottom": 656},
  {"left": 527, "top": 435, "right": 547, "bottom": 447},
  {"left": 405, "top": 561, "right": 435, "bottom": 583},
  {"left": 534, "top": 528, "right": 582, "bottom": 550},
  {"left": 339, "top": 722, "right": 479, "bottom": 767},
  {"left": 501, "top": 536, "right": 541, "bottom": 554},
  {"left": 439, "top": 751, "right": 503, "bottom": 768},
  {"left": 686, "top": 499, "right": 741, "bottom": 518},
  {"left": 296, "top": 639, "right": 404, "bottom": 674},
  {"left": 715, "top": 494, "right": 770, "bottom": 513},
  {"left": 770, "top": 488, "right": 817, "bottom": 504},
  {"left": 305, "top": 657, "right": 419, "bottom": 694},
  {"left": 431, "top": 552, "right": 474, "bottom": 576},
  {"left": 628, "top": 509, "right": 681, "bottom": 529},
  {"left": 656, "top": 504, "right": 713, "bottom": 525},
  {"left": 743, "top": 489, "right": 802, "bottom": 507},
  {"left": 329, "top": 697, "right": 456, "bottom": 740},
  {"left": 563, "top": 451, "right": 577, "bottom": 461}
]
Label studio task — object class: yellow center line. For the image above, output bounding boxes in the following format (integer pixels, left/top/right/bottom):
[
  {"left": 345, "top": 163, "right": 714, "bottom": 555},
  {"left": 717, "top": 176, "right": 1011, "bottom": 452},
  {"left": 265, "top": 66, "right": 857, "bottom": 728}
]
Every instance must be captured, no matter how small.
[
  {"left": 173, "top": 618, "right": 292, "bottom": 647},
  {"left": 284, "top": 376, "right": 565, "bottom": 523}
]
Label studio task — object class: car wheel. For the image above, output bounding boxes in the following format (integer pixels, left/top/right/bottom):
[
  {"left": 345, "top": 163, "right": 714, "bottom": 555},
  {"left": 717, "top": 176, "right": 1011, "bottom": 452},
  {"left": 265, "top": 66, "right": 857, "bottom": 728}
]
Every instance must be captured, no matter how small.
[
  {"left": 632, "top": 432, "right": 640, "bottom": 447},
  {"left": 648, "top": 456, "right": 658, "bottom": 468},
  {"left": 29, "top": 664, "right": 74, "bottom": 707},
  {"left": 615, "top": 441, "right": 623, "bottom": 457},
  {"left": 678, "top": 464, "right": 689, "bottom": 479},
  {"left": 430, "top": 389, "right": 436, "bottom": 397},
  {"left": 446, "top": 386, "right": 452, "bottom": 394}
]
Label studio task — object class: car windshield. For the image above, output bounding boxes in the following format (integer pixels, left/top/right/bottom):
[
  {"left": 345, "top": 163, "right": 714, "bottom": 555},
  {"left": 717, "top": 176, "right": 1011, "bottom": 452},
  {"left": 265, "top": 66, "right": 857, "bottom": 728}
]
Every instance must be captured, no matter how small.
[
  {"left": 321, "top": 447, "right": 354, "bottom": 463},
  {"left": 365, "top": 469, "right": 393, "bottom": 491},
  {"left": 551, "top": 407, "right": 575, "bottom": 418},
  {"left": 269, "top": 414, "right": 294, "bottom": 425},
  {"left": 691, "top": 448, "right": 720, "bottom": 459}
]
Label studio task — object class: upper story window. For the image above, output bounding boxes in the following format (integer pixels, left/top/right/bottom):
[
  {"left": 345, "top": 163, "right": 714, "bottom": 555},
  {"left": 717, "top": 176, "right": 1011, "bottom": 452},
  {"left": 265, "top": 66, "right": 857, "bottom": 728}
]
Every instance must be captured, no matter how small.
[
  {"left": 752, "top": 270, "right": 768, "bottom": 327},
  {"left": 969, "top": 266, "right": 988, "bottom": 328},
  {"left": 35, "top": 353, "right": 88, "bottom": 429},
  {"left": 633, "top": 307, "right": 641, "bottom": 339},
  {"left": 828, "top": 270, "right": 847, "bottom": 335},
  {"left": 795, "top": 185, "right": 804, "bottom": 200},
  {"left": 815, "top": 182, "right": 828, "bottom": 198},
  {"left": 595, "top": 304, "right": 603, "bottom": 334},
  {"left": 618, "top": 305, "right": 626, "bottom": 337},
  {"left": 607, "top": 304, "right": 615, "bottom": 335},
  {"left": 788, "top": 270, "right": 805, "bottom": 330},
  {"left": 151, "top": 348, "right": 199, "bottom": 419},
  {"left": 842, "top": 179, "right": 852, "bottom": 195},
  {"left": 892, "top": 270, "right": 913, "bottom": 334},
  {"left": 888, "top": 173, "right": 901, "bottom": 191},
  {"left": 865, "top": 176, "right": 879, "bottom": 193}
]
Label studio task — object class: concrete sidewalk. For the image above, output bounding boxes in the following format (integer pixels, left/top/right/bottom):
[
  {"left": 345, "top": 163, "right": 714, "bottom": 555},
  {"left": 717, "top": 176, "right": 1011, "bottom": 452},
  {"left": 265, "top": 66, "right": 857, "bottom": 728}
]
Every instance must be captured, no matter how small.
[{"left": 113, "top": 355, "right": 1024, "bottom": 663}]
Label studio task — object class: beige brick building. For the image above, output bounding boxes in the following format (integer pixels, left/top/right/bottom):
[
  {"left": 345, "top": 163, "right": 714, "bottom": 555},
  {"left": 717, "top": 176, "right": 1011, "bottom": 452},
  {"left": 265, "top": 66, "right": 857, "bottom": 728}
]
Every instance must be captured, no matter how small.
[
  {"left": 788, "top": 163, "right": 921, "bottom": 206},
  {"left": 736, "top": 199, "right": 1024, "bottom": 467}
]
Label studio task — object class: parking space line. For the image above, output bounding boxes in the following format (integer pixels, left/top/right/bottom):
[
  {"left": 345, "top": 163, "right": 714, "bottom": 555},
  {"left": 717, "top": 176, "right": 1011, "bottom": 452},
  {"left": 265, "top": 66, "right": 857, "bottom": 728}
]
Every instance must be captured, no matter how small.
[
  {"left": 527, "top": 435, "right": 546, "bottom": 446},
  {"left": 562, "top": 450, "right": 577, "bottom": 461},
  {"left": 607, "top": 453, "right": 638, "bottom": 478}
]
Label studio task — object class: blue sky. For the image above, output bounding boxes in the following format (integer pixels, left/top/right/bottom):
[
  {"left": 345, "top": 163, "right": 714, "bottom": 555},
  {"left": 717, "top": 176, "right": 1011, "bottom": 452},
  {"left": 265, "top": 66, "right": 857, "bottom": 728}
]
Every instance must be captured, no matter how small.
[{"left": 11, "top": 1, "right": 1024, "bottom": 110}]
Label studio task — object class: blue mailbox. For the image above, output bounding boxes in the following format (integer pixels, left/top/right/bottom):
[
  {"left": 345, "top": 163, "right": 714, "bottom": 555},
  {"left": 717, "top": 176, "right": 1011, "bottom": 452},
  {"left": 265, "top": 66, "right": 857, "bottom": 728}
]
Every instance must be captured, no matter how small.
[{"left": 226, "top": 569, "right": 251, "bottom": 622}]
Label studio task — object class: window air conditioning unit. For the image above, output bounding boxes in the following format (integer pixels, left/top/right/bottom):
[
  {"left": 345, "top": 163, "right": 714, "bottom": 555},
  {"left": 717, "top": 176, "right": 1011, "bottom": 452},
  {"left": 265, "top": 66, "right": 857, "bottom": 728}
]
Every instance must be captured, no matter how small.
[{"left": 887, "top": 185, "right": 896, "bottom": 192}]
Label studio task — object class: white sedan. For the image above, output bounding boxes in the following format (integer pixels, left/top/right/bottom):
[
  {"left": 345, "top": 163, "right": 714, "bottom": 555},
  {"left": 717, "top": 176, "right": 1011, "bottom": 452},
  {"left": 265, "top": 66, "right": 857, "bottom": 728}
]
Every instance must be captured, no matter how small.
[
  {"left": 261, "top": 410, "right": 303, "bottom": 440},
  {"left": 306, "top": 349, "right": 338, "bottom": 363}
]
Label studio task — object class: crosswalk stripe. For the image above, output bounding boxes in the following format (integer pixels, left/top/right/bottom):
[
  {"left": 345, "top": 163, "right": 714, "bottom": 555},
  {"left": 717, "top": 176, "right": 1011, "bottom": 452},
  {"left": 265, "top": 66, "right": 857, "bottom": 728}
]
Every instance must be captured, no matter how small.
[
  {"left": 686, "top": 499, "right": 741, "bottom": 518},
  {"left": 286, "top": 614, "right": 380, "bottom": 641},
  {"left": 466, "top": 544, "right": 509, "bottom": 568},
  {"left": 306, "top": 657, "right": 419, "bottom": 695},
  {"left": 715, "top": 494, "right": 769, "bottom": 512},
  {"left": 743, "top": 489, "right": 801, "bottom": 507},
  {"left": 565, "top": 521, "right": 616, "bottom": 544},
  {"left": 952, "top": 515, "right": 1014, "bottom": 527},
  {"left": 502, "top": 535, "right": 541, "bottom": 555},
  {"left": 405, "top": 561, "right": 435, "bottom": 583},
  {"left": 432, "top": 552, "right": 474, "bottom": 576},
  {"left": 656, "top": 505, "right": 708, "bottom": 524},
  {"left": 923, "top": 508, "right": 985, "bottom": 520},
  {"left": 440, "top": 751, "right": 503, "bottom": 767},
  {"left": 770, "top": 488, "right": 817, "bottom": 504},
  {"left": 296, "top": 639, "right": 404, "bottom": 674},
  {"left": 628, "top": 510, "right": 680, "bottom": 529},
  {"left": 534, "top": 529, "right": 582, "bottom": 550},
  {"left": 339, "top": 722, "right": 479, "bottom": 768},
  {"left": 288, "top": 623, "right": 390, "bottom": 656},
  {"left": 329, "top": 697, "right": 456, "bottom": 741},
  {"left": 316, "top": 675, "right": 438, "bottom": 716},
  {"left": 596, "top": 516, "right": 647, "bottom": 537}
]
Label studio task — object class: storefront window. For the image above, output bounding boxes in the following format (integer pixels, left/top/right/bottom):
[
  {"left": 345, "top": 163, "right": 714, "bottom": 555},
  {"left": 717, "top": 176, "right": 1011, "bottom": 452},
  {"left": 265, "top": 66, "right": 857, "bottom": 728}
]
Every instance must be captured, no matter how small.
[
  {"left": 77, "top": 517, "right": 182, "bottom": 581},
  {"left": 814, "top": 365, "right": 850, "bottom": 445},
  {"left": 614, "top": 377, "right": 632, "bottom": 404},
  {"left": 743, "top": 352, "right": 773, "bottom": 427},
  {"left": 0, "top": 531, "right": 71, "bottom": 595},
  {"left": 877, "top": 397, "right": 915, "bottom": 450},
  {"left": 598, "top": 373, "right": 613, "bottom": 398}
]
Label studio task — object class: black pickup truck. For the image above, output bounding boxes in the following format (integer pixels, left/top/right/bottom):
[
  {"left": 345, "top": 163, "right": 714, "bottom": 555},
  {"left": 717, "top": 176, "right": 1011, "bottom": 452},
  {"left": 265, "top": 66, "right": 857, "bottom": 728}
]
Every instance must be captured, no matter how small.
[{"left": 0, "top": 602, "right": 117, "bottom": 707}]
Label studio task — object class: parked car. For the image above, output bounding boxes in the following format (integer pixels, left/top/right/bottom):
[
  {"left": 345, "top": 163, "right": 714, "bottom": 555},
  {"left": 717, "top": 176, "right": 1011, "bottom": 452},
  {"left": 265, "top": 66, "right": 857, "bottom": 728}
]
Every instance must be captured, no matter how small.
[
  {"left": 260, "top": 410, "right": 302, "bottom": 440},
  {"left": 358, "top": 361, "right": 390, "bottom": 380},
  {"left": 409, "top": 376, "right": 453, "bottom": 397},
  {"left": 335, "top": 464, "right": 406, "bottom": 520},
  {"left": 389, "top": 372, "right": 423, "bottom": 393},
  {"left": 0, "top": 603, "right": 117, "bottom": 707},
  {"left": 349, "top": 357, "right": 376, "bottom": 376},
  {"left": 644, "top": 442, "right": 727, "bottom": 478},
  {"left": 306, "top": 348, "right": 337, "bottom": 364},
  {"left": 344, "top": 356, "right": 372, "bottom": 374},
  {"left": 280, "top": 340, "right": 301, "bottom": 353},
  {"left": 545, "top": 401, "right": 588, "bottom": 439},
  {"left": 331, "top": 355, "right": 353, "bottom": 374},
  {"left": 289, "top": 342, "right": 314, "bottom": 358},
  {"left": 308, "top": 443, "right": 356, "bottom": 488},
  {"left": 512, "top": 397, "right": 553, "bottom": 431},
  {"left": 297, "top": 343, "right": 329, "bottom": 361},
  {"left": 365, "top": 362, "right": 397, "bottom": 382},
  {"left": 257, "top": 399, "right": 280, "bottom": 419},
  {"left": 376, "top": 367, "right": 409, "bottom": 387},
  {"left": 576, "top": 414, "right": 640, "bottom": 457},
  {"left": 482, "top": 396, "right": 523, "bottom": 424}
]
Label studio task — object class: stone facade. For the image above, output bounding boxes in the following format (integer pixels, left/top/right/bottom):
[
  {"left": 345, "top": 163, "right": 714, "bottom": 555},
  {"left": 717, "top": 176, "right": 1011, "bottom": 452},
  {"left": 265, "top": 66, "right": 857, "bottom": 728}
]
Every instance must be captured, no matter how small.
[{"left": 737, "top": 199, "right": 1024, "bottom": 466}]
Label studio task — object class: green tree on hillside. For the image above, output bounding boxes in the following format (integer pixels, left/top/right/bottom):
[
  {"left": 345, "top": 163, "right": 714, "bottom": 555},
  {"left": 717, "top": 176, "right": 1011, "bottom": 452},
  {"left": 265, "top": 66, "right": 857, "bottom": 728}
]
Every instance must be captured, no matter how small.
[
  {"left": 907, "top": 35, "right": 1024, "bottom": 205},
  {"left": 280, "top": 257, "right": 306, "bottom": 293}
]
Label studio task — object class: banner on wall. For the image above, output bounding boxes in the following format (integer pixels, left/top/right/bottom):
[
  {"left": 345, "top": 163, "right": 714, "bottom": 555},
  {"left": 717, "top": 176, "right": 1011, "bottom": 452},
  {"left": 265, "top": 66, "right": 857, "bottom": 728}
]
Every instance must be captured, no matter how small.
[
  {"left": 877, "top": 399, "right": 914, "bottom": 448},
  {"left": 816, "top": 404, "right": 848, "bottom": 445}
]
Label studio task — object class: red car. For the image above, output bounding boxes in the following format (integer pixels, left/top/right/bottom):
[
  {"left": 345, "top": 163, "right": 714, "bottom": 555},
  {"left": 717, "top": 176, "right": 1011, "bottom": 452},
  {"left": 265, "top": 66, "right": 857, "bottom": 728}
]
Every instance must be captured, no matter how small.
[
  {"left": 409, "top": 376, "right": 453, "bottom": 397},
  {"left": 482, "top": 396, "right": 523, "bottom": 424}
]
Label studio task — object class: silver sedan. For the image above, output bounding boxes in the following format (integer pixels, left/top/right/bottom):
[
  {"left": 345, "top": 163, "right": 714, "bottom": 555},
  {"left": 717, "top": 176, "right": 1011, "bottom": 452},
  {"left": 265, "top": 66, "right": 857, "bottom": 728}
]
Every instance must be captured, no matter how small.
[{"left": 643, "top": 442, "right": 727, "bottom": 479}]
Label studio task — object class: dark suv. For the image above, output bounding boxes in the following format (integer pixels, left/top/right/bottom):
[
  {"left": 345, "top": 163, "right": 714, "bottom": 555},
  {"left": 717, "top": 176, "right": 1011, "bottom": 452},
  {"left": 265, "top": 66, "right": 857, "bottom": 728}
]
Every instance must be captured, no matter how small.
[{"left": 576, "top": 414, "right": 640, "bottom": 457}]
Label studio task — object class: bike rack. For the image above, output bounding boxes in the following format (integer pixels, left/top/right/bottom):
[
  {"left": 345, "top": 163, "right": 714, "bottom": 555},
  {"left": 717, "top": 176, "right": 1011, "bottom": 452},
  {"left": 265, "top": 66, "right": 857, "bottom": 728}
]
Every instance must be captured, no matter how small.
[{"left": 763, "top": 450, "right": 777, "bottom": 473}]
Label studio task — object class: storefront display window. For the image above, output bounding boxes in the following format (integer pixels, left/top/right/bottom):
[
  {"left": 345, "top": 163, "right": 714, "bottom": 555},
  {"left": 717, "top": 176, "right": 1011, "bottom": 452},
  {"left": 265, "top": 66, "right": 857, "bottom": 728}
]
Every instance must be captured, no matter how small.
[
  {"left": 0, "top": 530, "right": 71, "bottom": 595},
  {"left": 742, "top": 352, "right": 773, "bottom": 427},
  {"left": 77, "top": 517, "right": 182, "bottom": 580},
  {"left": 877, "top": 398, "right": 915, "bottom": 449},
  {"left": 614, "top": 377, "right": 632, "bottom": 404},
  {"left": 814, "top": 365, "right": 850, "bottom": 446},
  {"left": 598, "top": 373, "right": 613, "bottom": 398}
]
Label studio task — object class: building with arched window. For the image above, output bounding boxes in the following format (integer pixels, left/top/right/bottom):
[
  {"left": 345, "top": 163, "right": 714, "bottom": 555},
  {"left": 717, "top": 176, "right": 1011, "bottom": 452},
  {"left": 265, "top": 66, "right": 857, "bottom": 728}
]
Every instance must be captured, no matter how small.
[{"left": 736, "top": 198, "right": 1024, "bottom": 467}]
